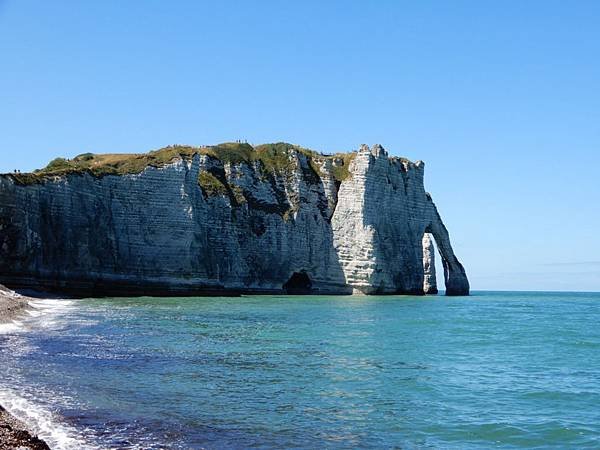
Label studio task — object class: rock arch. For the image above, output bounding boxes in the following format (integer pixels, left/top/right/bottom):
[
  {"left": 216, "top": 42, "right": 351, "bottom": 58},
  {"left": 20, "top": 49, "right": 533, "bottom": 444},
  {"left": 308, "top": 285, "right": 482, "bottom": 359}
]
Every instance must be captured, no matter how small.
[{"left": 424, "top": 213, "right": 470, "bottom": 296}]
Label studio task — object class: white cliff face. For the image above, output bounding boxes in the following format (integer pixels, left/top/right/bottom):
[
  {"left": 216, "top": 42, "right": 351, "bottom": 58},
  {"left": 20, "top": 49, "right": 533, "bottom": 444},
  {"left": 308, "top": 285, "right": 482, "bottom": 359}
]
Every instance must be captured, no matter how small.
[
  {"left": 0, "top": 144, "right": 469, "bottom": 296},
  {"left": 331, "top": 144, "right": 468, "bottom": 295}
]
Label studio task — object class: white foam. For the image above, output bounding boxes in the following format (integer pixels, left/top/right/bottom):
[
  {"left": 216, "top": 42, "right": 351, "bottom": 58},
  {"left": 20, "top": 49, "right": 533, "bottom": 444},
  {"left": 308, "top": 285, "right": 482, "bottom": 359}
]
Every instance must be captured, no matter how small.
[
  {"left": 1, "top": 297, "right": 79, "bottom": 335},
  {"left": 19, "top": 299, "right": 79, "bottom": 332},
  {"left": 0, "top": 389, "right": 98, "bottom": 450},
  {"left": 1, "top": 297, "right": 101, "bottom": 448},
  {"left": 29, "top": 299, "right": 76, "bottom": 310},
  {"left": 0, "top": 321, "right": 23, "bottom": 333}
]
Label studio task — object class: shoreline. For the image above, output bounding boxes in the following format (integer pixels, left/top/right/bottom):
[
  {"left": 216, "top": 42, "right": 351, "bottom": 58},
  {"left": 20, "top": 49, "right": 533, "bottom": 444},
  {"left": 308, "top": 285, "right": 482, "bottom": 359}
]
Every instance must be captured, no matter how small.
[
  {"left": 0, "top": 284, "right": 53, "bottom": 450},
  {"left": 0, "top": 405, "right": 50, "bottom": 450},
  {"left": 0, "top": 284, "right": 32, "bottom": 325},
  {"left": 0, "top": 279, "right": 449, "bottom": 298}
]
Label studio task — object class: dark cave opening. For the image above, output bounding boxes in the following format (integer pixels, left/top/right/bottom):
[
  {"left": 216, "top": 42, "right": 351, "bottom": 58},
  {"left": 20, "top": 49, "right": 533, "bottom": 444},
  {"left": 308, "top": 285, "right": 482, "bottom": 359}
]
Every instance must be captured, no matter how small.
[{"left": 283, "top": 271, "right": 312, "bottom": 294}]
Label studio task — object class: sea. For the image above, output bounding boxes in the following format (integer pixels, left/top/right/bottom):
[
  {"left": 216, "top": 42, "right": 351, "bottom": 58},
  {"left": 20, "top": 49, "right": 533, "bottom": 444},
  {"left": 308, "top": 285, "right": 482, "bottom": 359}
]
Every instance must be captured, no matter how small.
[{"left": 1, "top": 291, "right": 599, "bottom": 449}]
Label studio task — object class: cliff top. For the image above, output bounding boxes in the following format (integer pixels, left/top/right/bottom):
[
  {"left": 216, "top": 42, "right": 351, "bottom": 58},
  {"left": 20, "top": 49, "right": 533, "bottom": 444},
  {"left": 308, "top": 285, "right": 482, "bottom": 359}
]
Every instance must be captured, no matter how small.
[{"left": 4, "top": 142, "right": 414, "bottom": 185}]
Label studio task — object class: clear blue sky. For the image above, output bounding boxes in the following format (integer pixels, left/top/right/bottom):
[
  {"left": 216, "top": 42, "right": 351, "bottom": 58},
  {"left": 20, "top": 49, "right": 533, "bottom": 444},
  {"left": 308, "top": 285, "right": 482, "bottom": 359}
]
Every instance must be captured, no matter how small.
[{"left": 1, "top": 1, "right": 599, "bottom": 291}]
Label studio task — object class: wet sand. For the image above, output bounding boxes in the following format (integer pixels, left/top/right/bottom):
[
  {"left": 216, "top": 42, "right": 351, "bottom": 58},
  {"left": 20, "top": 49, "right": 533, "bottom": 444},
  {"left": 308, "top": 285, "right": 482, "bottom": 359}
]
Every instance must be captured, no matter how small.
[{"left": 0, "top": 284, "right": 52, "bottom": 450}]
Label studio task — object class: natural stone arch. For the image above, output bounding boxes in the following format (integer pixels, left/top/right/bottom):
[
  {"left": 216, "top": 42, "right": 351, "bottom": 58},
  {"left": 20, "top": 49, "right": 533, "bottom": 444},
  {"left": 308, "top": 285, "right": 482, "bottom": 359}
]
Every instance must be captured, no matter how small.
[{"left": 425, "top": 216, "right": 470, "bottom": 296}]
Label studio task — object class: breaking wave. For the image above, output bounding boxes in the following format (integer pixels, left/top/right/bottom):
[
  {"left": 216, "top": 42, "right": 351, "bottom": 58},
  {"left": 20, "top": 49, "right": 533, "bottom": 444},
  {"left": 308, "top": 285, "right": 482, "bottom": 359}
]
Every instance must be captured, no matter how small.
[{"left": 0, "top": 388, "right": 97, "bottom": 450}]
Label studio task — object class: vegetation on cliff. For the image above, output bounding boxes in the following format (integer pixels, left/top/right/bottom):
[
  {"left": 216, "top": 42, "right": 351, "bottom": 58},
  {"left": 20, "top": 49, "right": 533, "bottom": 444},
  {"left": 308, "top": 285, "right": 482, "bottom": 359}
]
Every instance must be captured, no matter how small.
[{"left": 7, "top": 142, "right": 357, "bottom": 186}]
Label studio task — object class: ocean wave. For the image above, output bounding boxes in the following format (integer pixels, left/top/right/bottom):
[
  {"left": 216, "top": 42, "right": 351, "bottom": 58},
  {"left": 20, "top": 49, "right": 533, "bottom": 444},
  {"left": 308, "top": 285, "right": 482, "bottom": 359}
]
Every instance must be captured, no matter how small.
[
  {"left": 0, "top": 388, "right": 98, "bottom": 450},
  {"left": 0, "top": 298, "right": 78, "bottom": 335},
  {"left": 25, "top": 299, "right": 78, "bottom": 331},
  {"left": 28, "top": 299, "right": 78, "bottom": 316},
  {"left": 0, "top": 321, "right": 24, "bottom": 333},
  {"left": 1, "top": 297, "right": 100, "bottom": 448}
]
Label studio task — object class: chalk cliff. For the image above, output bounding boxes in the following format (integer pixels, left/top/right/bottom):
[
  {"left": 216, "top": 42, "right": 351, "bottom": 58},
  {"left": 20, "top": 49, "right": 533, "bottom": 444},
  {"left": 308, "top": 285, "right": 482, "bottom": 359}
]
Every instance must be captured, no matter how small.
[{"left": 0, "top": 142, "right": 469, "bottom": 296}]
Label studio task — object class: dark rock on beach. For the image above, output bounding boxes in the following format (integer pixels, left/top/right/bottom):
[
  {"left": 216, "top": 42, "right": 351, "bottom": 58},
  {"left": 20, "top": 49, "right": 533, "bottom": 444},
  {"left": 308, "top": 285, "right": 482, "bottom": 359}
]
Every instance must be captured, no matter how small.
[{"left": 0, "top": 405, "right": 50, "bottom": 450}]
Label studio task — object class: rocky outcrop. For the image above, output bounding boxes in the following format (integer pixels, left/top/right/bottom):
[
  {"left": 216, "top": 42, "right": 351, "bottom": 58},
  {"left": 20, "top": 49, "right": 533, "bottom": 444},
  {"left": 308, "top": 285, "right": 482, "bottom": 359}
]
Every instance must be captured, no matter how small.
[
  {"left": 422, "top": 234, "right": 437, "bottom": 295},
  {"left": 0, "top": 143, "right": 469, "bottom": 296}
]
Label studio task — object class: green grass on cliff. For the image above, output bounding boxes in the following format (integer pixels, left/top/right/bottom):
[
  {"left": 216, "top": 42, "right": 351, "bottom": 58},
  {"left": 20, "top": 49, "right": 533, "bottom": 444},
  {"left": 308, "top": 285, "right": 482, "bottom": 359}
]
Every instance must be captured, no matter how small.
[
  {"left": 330, "top": 153, "right": 356, "bottom": 181},
  {"left": 7, "top": 142, "right": 357, "bottom": 186},
  {"left": 197, "top": 172, "right": 228, "bottom": 196}
]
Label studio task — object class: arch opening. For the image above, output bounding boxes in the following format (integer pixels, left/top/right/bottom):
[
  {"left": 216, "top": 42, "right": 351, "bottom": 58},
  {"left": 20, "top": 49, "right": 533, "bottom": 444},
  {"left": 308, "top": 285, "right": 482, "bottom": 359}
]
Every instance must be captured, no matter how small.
[{"left": 283, "top": 271, "right": 312, "bottom": 294}]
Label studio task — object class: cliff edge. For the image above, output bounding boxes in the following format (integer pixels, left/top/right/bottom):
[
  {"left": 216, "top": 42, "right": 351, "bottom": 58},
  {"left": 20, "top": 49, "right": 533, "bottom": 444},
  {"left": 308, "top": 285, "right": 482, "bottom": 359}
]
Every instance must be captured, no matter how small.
[{"left": 0, "top": 142, "right": 469, "bottom": 296}]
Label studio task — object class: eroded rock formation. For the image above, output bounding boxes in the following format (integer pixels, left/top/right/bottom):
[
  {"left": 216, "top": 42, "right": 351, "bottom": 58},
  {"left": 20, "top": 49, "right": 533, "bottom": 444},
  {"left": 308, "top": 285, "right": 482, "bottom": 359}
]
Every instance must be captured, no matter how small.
[
  {"left": 0, "top": 143, "right": 469, "bottom": 296},
  {"left": 422, "top": 234, "right": 437, "bottom": 295}
]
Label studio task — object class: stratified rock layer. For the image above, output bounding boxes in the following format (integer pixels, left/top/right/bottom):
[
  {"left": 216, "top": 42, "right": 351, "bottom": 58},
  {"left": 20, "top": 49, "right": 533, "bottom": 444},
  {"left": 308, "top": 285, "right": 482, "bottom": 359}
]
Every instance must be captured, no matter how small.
[{"left": 0, "top": 143, "right": 469, "bottom": 296}]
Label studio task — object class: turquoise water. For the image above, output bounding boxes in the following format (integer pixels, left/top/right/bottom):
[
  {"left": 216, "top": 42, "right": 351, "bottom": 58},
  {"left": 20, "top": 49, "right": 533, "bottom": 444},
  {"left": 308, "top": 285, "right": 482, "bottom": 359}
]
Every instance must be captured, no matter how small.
[{"left": 1, "top": 291, "right": 600, "bottom": 449}]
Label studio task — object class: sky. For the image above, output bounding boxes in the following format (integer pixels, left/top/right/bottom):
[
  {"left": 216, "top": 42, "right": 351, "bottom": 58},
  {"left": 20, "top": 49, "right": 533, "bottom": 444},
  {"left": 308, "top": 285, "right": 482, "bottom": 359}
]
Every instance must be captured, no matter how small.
[{"left": 0, "top": 0, "right": 599, "bottom": 291}]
